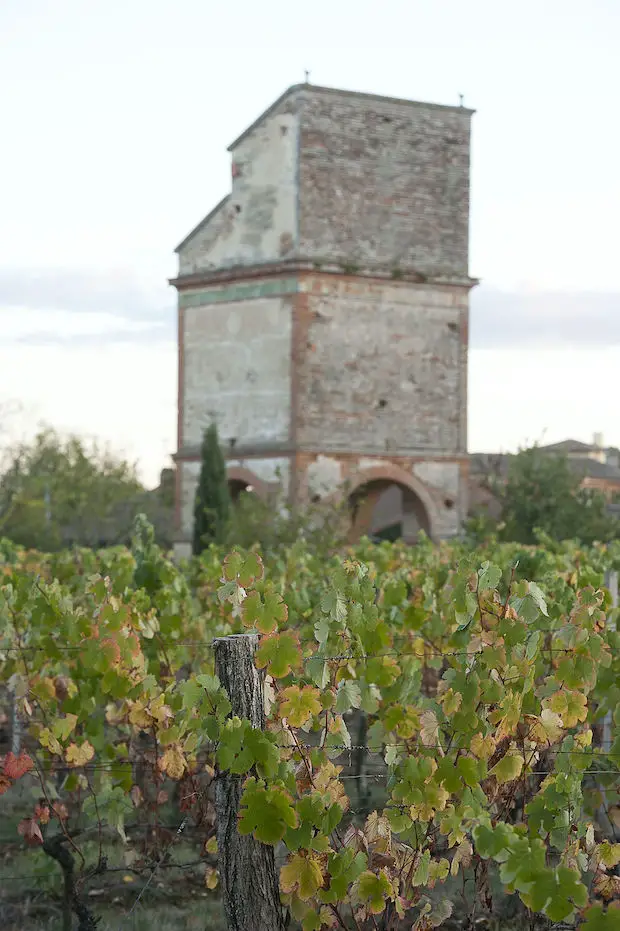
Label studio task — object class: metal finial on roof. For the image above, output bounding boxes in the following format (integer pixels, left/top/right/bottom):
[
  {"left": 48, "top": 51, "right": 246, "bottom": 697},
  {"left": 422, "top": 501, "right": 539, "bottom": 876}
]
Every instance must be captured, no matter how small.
[
  {"left": 458, "top": 93, "right": 464, "bottom": 107},
  {"left": 304, "top": 70, "right": 311, "bottom": 84}
]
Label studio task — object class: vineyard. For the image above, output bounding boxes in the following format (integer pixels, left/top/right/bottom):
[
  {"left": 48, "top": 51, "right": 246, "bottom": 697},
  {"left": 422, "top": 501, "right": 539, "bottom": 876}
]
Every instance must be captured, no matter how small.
[{"left": 1, "top": 520, "right": 620, "bottom": 930}]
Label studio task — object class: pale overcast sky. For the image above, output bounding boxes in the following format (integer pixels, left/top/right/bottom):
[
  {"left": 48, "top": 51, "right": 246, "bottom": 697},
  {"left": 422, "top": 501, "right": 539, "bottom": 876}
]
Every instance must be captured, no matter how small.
[{"left": 1, "top": 0, "right": 619, "bottom": 485}]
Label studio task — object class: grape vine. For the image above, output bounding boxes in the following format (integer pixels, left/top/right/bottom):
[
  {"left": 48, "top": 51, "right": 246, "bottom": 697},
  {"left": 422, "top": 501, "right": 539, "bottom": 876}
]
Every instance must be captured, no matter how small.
[{"left": 0, "top": 529, "right": 619, "bottom": 929}]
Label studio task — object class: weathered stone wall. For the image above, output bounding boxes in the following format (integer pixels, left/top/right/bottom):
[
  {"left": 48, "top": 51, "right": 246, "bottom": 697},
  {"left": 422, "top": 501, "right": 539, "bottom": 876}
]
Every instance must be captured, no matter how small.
[
  {"left": 178, "top": 101, "right": 301, "bottom": 275},
  {"left": 176, "top": 86, "right": 472, "bottom": 281},
  {"left": 295, "top": 276, "right": 468, "bottom": 456},
  {"left": 297, "top": 88, "right": 472, "bottom": 277},
  {"left": 296, "top": 451, "right": 465, "bottom": 539},
  {"left": 178, "top": 457, "right": 291, "bottom": 539},
  {"left": 173, "top": 84, "right": 474, "bottom": 546},
  {"left": 181, "top": 289, "right": 294, "bottom": 450}
]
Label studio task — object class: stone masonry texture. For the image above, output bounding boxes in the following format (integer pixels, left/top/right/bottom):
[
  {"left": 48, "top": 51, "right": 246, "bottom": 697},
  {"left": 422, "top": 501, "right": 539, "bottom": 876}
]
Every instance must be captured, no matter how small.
[
  {"left": 295, "top": 276, "right": 468, "bottom": 455},
  {"left": 297, "top": 88, "right": 471, "bottom": 276},
  {"left": 172, "top": 83, "right": 475, "bottom": 545}
]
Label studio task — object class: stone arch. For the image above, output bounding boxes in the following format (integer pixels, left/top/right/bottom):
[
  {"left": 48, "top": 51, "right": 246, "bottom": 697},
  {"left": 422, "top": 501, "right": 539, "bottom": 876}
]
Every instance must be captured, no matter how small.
[
  {"left": 226, "top": 466, "right": 270, "bottom": 502},
  {"left": 344, "top": 463, "right": 437, "bottom": 543}
]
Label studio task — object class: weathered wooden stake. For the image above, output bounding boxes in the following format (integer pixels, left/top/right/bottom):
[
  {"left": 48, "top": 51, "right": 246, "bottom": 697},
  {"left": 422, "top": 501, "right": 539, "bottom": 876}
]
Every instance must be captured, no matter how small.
[{"left": 214, "top": 633, "right": 287, "bottom": 931}]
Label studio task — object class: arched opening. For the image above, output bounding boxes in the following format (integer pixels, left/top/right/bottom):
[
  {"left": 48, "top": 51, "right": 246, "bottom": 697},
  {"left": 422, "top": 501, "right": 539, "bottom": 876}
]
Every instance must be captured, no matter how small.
[
  {"left": 226, "top": 467, "right": 270, "bottom": 504},
  {"left": 349, "top": 479, "right": 431, "bottom": 543},
  {"left": 228, "top": 478, "right": 255, "bottom": 503}
]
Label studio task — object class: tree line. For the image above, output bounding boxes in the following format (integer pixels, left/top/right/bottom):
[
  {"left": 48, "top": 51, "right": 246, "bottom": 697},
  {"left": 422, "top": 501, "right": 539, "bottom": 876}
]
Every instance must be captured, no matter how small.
[{"left": 1, "top": 416, "right": 618, "bottom": 554}]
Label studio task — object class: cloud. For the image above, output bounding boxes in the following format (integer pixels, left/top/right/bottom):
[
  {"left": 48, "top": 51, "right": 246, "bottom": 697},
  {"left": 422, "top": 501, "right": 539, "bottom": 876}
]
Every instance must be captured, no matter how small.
[
  {"left": 470, "top": 288, "right": 620, "bottom": 349},
  {"left": 0, "top": 266, "right": 173, "bottom": 320},
  {"left": 2, "top": 267, "right": 619, "bottom": 352},
  {"left": 0, "top": 266, "right": 175, "bottom": 348}
]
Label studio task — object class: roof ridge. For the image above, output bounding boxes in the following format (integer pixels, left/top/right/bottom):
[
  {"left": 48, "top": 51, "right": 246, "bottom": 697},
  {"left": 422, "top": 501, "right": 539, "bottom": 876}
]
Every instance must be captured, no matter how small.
[{"left": 227, "top": 82, "right": 475, "bottom": 152}]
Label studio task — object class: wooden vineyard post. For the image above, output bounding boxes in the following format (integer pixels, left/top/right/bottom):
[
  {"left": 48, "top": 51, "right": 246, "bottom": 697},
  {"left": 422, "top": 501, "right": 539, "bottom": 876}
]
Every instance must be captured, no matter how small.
[{"left": 214, "top": 633, "right": 287, "bottom": 931}]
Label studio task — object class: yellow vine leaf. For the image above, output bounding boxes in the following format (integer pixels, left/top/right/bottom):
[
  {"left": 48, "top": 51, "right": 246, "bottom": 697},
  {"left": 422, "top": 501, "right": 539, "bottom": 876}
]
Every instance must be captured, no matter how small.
[
  {"left": 280, "top": 854, "right": 324, "bottom": 901},
  {"left": 543, "top": 690, "right": 587, "bottom": 728},
  {"left": 441, "top": 689, "right": 462, "bottom": 715},
  {"left": 527, "top": 709, "right": 564, "bottom": 747},
  {"left": 128, "top": 701, "right": 151, "bottom": 729},
  {"left": 490, "top": 691, "right": 522, "bottom": 741},
  {"left": 314, "top": 761, "right": 349, "bottom": 811},
  {"left": 450, "top": 840, "right": 473, "bottom": 877},
  {"left": 420, "top": 710, "right": 440, "bottom": 747},
  {"left": 159, "top": 744, "right": 187, "bottom": 780},
  {"left": 279, "top": 685, "right": 322, "bottom": 728},
  {"left": 470, "top": 733, "right": 496, "bottom": 760},
  {"left": 65, "top": 741, "right": 95, "bottom": 768},
  {"left": 365, "top": 812, "right": 392, "bottom": 853},
  {"left": 39, "top": 727, "right": 63, "bottom": 756}
]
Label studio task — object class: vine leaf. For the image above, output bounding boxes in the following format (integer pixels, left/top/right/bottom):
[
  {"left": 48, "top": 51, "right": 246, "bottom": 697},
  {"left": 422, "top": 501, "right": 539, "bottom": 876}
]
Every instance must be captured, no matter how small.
[
  {"left": 65, "top": 741, "right": 95, "bottom": 767},
  {"left": 544, "top": 689, "right": 588, "bottom": 728},
  {"left": 490, "top": 751, "right": 523, "bottom": 785},
  {"left": 18, "top": 817, "right": 44, "bottom": 846},
  {"left": 158, "top": 744, "right": 187, "bottom": 780},
  {"left": 280, "top": 686, "right": 322, "bottom": 727},
  {"left": 527, "top": 709, "right": 564, "bottom": 747},
  {"left": 356, "top": 869, "right": 392, "bottom": 914},
  {"left": 581, "top": 905, "right": 620, "bottom": 930},
  {"left": 335, "top": 680, "right": 362, "bottom": 714},
  {"left": 280, "top": 853, "right": 324, "bottom": 901},
  {"left": 222, "top": 550, "right": 264, "bottom": 587},
  {"left": 242, "top": 589, "right": 288, "bottom": 634},
  {"left": 3, "top": 750, "right": 34, "bottom": 779},
  {"left": 238, "top": 778, "right": 298, "bottom": 844},
  {"left": 255, "top": 631, "right": 302, "bottom": 678}
]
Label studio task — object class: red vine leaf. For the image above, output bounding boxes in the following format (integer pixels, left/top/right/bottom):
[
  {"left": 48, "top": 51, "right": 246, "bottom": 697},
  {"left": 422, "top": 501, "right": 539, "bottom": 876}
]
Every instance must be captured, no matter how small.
[
  {"left": 3, "top": 750, "right": 35, "bottom": 780},
  {"left": 18, "top": 818, "right": 44, "bottom": 846}
]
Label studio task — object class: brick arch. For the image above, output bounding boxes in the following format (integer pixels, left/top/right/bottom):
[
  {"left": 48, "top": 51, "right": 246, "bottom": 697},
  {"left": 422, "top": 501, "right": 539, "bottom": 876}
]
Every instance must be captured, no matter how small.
[
  {"left": 226, "top": 466, "right": 270, "bottom": 501},
  {"left": 343, "top": 463, "right": 437, "bottom": 542}
]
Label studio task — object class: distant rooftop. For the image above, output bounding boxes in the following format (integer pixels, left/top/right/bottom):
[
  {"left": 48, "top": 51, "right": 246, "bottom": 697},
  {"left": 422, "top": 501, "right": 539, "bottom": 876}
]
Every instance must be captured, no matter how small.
[{"left": 470, "top": 441, "right": 620, "bottom": 482}]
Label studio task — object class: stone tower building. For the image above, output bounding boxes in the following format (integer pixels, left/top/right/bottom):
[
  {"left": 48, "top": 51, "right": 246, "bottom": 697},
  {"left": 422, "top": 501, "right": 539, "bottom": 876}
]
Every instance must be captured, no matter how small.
[{"left": 171, "top": 83, "right": 475, "bottom": 557}]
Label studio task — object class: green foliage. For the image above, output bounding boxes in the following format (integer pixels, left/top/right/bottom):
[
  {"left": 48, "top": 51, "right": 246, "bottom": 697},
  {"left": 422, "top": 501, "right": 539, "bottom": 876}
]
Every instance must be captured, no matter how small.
[
  {"left": 192, "top": 422, "right": 231, "bottom": 554},
  {"left": 224, "top": 483, "right": 349, "bottom": 555},
  {"left": 496, "top": 445, "right": 619, "bottom": 545},
  {"left": 1, "top": 534, "right": 620, "bottom": 929},
  {"left": 0, "top": 427, "right": 170, "bottom": 550}
]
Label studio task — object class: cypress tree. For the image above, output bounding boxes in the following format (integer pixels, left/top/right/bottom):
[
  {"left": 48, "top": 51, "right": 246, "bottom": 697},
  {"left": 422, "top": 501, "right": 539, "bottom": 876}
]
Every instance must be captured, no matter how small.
[{"left": 192, "top": 422, "right": 231, "bottom": 555}]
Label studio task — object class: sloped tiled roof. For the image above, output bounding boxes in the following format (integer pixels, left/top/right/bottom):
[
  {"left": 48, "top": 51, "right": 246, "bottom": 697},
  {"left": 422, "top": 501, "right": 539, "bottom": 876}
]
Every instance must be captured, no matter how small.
[
  {"left": 539, "top": 439, "right": 598, "bottom": 454},
  {"left": 469, "top": 450, "right": 620, "bottom": 483}
]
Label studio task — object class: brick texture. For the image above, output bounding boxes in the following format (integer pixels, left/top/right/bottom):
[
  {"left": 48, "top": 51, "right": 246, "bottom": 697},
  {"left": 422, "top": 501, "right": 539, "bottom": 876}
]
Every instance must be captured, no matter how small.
[
  {"left": 297, "top": 89, "right": 471, "bottom": 277},
  {"left": 295, "top": 275, "right": 467, "bottom": 455}
]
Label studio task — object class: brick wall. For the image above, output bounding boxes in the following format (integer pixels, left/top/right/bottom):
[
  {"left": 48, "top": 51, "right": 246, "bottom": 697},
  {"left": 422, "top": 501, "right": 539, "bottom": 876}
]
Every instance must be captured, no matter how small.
[
  {"left": 294, "top": 275, "right": 468, "bottom": 456},
  {"left": 295, "top": 450, "right": 465, "bottom": 538},
  {"left": 176, "top": 85, "right": 473, "bottom": 281},
  {"left": 297, "top": 88, "right": 472, "bottom": 277}
]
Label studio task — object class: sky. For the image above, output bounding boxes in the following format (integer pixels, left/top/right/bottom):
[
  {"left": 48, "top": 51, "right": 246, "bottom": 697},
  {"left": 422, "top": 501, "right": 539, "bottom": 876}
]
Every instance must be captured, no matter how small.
[{"left": 1, "top": 0, "right": 619, "bottom": 486}]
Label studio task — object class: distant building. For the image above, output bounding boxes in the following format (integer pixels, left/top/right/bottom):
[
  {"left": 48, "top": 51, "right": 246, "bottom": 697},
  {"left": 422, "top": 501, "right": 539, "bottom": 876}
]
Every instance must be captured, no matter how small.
[
  {"left": 469, "top": 435, "right": 620, "bottom": 517},
  {"left": 171, "top": 82, "right": 476, "bottom": 557}
]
